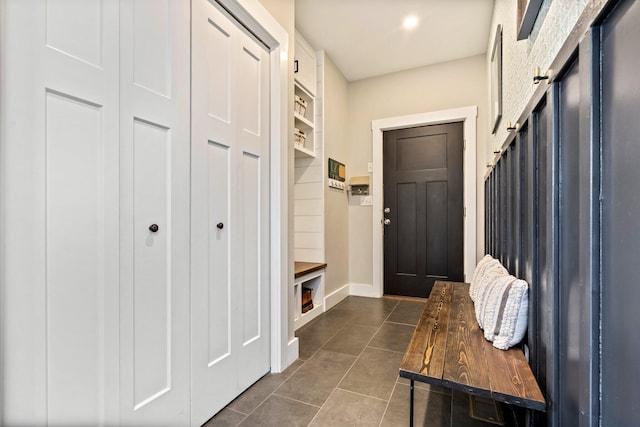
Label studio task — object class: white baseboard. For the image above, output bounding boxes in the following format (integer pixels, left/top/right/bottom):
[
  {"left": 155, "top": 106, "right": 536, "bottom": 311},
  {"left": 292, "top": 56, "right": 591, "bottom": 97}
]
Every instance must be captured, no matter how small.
[
  {"left": 285, "top": 337, "right": 299, "bottom": 368},
  {"left": 349, "top": 282, "right": 383, "bottom": 298},
  {"left": 324, "top": 284, "right": 350, "bottom": 310}
]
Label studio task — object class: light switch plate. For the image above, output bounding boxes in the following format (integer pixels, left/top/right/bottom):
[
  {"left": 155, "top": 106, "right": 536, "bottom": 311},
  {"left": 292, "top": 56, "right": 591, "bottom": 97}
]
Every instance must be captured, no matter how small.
[
  {"left": 367, "top": 162, "right": 373, "bottom": 173},
  {"left": 361, "top": 196, "right": 373, "bottom": 206}
]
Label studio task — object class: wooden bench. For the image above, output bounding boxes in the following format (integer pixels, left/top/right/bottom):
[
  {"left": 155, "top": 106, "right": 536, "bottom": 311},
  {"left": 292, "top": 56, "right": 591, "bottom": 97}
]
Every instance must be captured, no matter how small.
[{"left": 399, "top": 281, "right": 545, "bottom": 426}]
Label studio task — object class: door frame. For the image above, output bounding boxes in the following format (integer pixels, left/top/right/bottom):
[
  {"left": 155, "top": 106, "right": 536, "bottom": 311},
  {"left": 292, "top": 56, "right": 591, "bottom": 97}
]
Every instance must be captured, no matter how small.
[
  {"left": 370, "top": 106, "right": 477, "bottom": 298},
  {"left": 220, "top": 0, "right": 291, "bottom": 372}
]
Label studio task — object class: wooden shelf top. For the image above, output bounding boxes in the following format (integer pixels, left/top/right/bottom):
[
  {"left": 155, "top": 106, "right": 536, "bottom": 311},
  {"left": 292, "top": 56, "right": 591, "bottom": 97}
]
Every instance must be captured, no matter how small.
[{"left": 294, "top": 261, "right": 327, "bottom": 278}]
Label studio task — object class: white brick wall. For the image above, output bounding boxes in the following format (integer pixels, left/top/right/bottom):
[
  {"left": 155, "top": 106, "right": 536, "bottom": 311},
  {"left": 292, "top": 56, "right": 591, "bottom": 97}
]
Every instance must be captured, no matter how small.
[{"left": 486, "top": 0, "right": 590, "bottom": 163}]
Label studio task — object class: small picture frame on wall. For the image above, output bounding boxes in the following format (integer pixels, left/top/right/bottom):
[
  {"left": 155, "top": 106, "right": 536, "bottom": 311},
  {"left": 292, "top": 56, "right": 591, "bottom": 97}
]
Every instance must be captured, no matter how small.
[
  {"left": 517, "top": 0, "right": 544, "bottom": 40},
  {"left": 490, "top": 25, "right": 502, "bottom": 134}
]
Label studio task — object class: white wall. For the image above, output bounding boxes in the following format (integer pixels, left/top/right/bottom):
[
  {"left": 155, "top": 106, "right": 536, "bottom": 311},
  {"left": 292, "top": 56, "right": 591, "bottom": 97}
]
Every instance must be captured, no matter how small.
[
  {"left": 487, "top": 0, "right": 590, "bottom": 160},
  {"left": 322, "top": 53, "right": 350, "bottom": 296},
  {"left": 347, "top": 54, "right": 488, "bottom": 286}
]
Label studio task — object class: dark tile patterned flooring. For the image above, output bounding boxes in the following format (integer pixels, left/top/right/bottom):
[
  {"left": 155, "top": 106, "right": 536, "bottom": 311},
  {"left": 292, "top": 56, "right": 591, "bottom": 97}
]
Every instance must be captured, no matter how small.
[{"left": 204, "top": 296, "right": 520, "bottom": 426}]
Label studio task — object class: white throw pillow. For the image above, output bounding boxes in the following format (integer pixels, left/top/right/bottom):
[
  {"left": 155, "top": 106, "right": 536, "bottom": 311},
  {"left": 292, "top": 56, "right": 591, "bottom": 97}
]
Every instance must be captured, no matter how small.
[
  {"left": 469, "top": 254, "right": 494, "bottom": 302},
  {"left": 478, "top": 275, "right": 529, "bottom": 350},
  {"left": 473, "top": 266, "right": 508, "bottom": 328},
  {"left": 470, "top": 257, "right": 508, "bottom": 303}
]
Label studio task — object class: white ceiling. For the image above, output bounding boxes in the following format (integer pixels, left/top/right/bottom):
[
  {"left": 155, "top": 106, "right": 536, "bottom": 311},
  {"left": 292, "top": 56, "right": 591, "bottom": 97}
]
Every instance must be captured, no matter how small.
[{"left": 295, "top": 0, "right": 495, "bottom": 82}]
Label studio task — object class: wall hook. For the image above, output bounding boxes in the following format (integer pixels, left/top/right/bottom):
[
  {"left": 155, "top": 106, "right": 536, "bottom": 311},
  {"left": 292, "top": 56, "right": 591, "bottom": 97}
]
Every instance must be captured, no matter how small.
[{"left": 533, "top": 66, "right": 552, "bottom": 84}]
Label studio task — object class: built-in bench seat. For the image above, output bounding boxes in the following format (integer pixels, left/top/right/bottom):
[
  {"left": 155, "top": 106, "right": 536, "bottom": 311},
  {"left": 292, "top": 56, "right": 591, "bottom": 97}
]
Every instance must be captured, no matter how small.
[
  {"left": 294, "top": 261, "right": 327, "bottom": 278},
  {"left": 399, "top": 280, "right": 545, "bottom": 426}
]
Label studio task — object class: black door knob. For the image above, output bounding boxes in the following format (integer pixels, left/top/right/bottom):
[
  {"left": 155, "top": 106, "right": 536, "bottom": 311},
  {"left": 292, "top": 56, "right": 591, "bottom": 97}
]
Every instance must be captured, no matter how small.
[
  {"left": 217, "top": 222, "right": 224, "bottom": 230},
  {"left": 149, "top": 224, "right": 159, "bottom": 232}
]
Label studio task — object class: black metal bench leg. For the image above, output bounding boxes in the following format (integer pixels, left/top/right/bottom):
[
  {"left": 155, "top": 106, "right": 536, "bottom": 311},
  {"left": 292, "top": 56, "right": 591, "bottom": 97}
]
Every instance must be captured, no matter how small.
[{"left": 410, "top": 379, "right": 414, "bottom": 427}]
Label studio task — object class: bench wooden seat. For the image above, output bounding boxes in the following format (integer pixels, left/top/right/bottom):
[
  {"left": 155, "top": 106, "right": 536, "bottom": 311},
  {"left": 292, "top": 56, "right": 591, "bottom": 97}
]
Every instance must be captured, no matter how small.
[
  {"left": 399, "top": 281, "right": 545, "bottom": 425},
  {"left": 294, "top": 261, "right": 327, "bottom": 278}
]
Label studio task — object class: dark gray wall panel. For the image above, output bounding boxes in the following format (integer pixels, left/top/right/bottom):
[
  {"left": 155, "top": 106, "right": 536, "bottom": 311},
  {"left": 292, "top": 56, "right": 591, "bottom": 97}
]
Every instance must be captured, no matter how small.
[
  {"left": 499, "top": 159, "right": 507, "bottom": 265},
  {"left": 510, "top": 143, "right": 520, "bottom": 277},
  {"left": 486, "top": 176, "right": 490, "bottom": 255},
  {"left": 535, "top": 96, "right": 557, "bottom": 427},
  {"left": 491, "top": 172, "right": 497, "bottom": 257},
  {"left": 601, "top": 1, "right": 640, "bottom": 425},
  {"left": 506, "top": 149, "right": 513, "bottom": 272},
  {"left": 557, "top": 57, "right": 581, "bottom": 427}
]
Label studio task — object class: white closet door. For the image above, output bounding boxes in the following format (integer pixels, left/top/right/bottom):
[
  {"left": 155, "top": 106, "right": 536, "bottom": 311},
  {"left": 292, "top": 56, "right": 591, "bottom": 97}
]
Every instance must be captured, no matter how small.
[
  {"left": 0, "top": 1, "right": 120, "bottom": 425},
  {"left": 119, "top": 1, "right": 191, "bottom": 426},
  {"left": 190, "top": 1, "right": 271, "bottom": 425}
]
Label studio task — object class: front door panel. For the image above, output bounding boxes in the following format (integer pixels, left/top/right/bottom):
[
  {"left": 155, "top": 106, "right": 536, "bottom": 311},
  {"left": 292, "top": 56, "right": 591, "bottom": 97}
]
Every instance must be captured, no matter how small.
[{"left": 383, "top": 123, "right": 464, "bottom": 297}]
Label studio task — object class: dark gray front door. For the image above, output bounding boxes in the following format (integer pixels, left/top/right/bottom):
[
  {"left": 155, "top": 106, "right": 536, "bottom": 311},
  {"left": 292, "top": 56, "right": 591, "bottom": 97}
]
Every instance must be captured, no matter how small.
[{"left": 383, "top": 122, "right": 464, "bottom": 297}]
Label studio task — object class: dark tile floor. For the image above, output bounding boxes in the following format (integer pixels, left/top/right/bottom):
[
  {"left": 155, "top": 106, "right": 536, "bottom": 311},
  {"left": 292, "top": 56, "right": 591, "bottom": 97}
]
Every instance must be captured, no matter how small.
[{"left": 204, "top": 296, "right": 520, "bottom": 426}]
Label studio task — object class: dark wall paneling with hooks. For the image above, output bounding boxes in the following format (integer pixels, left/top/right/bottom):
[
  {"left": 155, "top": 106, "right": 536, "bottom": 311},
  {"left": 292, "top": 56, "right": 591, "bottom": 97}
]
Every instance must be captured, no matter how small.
[{"left": 483, "top": 1, "right": 640, "bottom": 425}]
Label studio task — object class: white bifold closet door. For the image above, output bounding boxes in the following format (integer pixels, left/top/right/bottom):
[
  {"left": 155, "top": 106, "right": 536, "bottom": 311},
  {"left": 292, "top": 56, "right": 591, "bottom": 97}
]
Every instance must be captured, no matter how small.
[
  {"left": 118, "top": 1, "right": 191, "bottom": 426},
  {"left": 0, "top": 0, "right": 191, "bottom": 425},
  {"left": 0, "top": 0, "right": 121, "bottom": 425},
  {"left": 190, "top": 1, "right": 271, "bottom": 425},
  {"left": 1, "top": 0, "right": 270, "bottom": 425}
]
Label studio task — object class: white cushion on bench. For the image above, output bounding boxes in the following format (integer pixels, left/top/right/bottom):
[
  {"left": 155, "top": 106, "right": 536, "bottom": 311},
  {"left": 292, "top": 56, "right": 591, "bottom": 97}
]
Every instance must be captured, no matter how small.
[
  {"left": 470, "top": 255, "right": 529, "bottom": 350},
  {"left": 477, "top": 274, "right": 529, "bottom": 350},
  {"left": 470, "top": 256, "right": 508, "bottom": 303},
  {"left": 470, "top": 254, "right": 494, "bottom": 302},
  {"left": 473, "top": 265, "right": 508, "bottom": 327}
]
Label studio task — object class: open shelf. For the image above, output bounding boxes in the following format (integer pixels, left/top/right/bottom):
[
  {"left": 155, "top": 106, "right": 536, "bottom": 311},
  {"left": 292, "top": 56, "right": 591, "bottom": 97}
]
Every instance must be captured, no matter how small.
[
  {"left": 293, "top": 267, "right": 325, "bottom": 330},
  {"left": 294, "top": 112, "right": 314, "bottom": 129},
  {"left": 294, "top": 144, "right": 316, "bottom": 158},
  {"left": 294, "top": 82, "right": 316, "bottom": 156}
]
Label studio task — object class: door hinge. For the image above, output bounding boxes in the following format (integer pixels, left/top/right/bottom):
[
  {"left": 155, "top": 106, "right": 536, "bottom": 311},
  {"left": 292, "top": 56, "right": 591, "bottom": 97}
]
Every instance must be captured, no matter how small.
[
  {"left": 464, "top": 139, "right": 466, "bottom": 150},
  {"left": 464, "top": 206, "right": 466, "bottom": 217}
]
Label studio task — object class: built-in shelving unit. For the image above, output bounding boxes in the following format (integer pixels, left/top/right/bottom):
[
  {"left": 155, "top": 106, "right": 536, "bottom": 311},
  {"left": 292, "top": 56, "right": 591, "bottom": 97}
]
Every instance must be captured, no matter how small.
[
  {"left": 294, "top": 80, "right": 315, "bottom": 157},
  {"left": 293, "top": 262, "right": 327, "bottom": 330},
  {"left": 293, "top": 32, "right": 325, "bottom": 330}
]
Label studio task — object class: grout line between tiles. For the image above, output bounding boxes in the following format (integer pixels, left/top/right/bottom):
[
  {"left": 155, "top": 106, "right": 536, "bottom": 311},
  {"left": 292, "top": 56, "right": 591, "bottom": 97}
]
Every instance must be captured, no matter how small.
[
  {"left": 366, "top": 344, "right": 409, "bottom": 355},
  {"left": 226, "top": 406, "right": 249, "bottom": 416},
  {"left": 334, "top": 387, "right": 390, "bottom": 403},
  {"left": 379, "top": 379, "right": 398, "bottom": 427},
  {"left": 306, "top": 386, "right": 337, "bottom": 426},
  {"left": 270, "top": 392, "right": 323, "bottom": 409},
  {"left": 384, "top": 319, "right": 420, "bottom": 327},
  {"left": 231, "top": 360, "right": 308, "bottom": 419}
]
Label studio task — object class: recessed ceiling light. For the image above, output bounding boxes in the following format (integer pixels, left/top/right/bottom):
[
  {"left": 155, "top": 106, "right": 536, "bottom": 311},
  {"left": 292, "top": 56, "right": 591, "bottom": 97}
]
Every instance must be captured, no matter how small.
[{"left": 403, "top": 15, "right": 419, "bottom": 30}]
